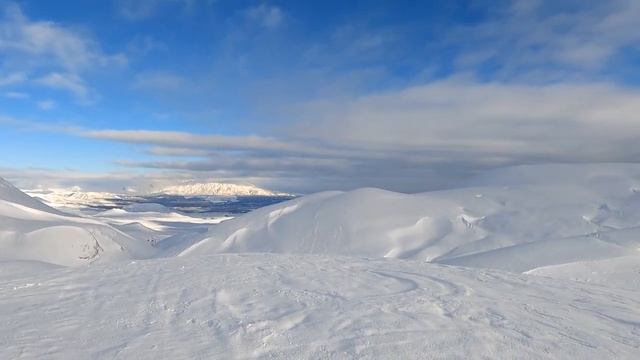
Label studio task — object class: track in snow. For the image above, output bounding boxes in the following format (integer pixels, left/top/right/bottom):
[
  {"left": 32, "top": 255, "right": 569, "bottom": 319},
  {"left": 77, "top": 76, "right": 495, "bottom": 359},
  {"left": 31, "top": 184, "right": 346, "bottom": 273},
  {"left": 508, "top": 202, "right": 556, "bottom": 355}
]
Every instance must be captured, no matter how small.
[{"left": 1, "top": 254, "right": 639, "bottom": 359}]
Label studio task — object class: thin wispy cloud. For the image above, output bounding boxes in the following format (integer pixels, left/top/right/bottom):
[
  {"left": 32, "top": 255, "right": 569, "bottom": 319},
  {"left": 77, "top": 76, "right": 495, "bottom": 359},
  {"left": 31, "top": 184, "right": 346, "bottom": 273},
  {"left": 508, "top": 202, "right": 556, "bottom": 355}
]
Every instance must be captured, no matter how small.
[
  {"left": 116, "top": 0, "right": 211, "bottom": 21},
  {"left": 36, "top": 73, "right": 94, "bottom": 104},
  {"left": 133, "top": 71, "right": 189, "bottom": 92},
  {"left": 245, "top": 4, "right": 284, "bottom": 28},
  {"left": 446, "top": 0, "right": 640, "bottom": 77},
  {"left": 36, "top": 99, "right": 56, "bottom": 110},
  {"left": 0, "top": 2, "right": 126, "bottom": 105},
  {"left": 0, "top": 3, "right": 126, "bottom": 72},
  {"left": 3, "top": 91, "right": 28, "bottom": 99},
  {"left": 0, "top": 72, "right": 26, "bottom": 86}
]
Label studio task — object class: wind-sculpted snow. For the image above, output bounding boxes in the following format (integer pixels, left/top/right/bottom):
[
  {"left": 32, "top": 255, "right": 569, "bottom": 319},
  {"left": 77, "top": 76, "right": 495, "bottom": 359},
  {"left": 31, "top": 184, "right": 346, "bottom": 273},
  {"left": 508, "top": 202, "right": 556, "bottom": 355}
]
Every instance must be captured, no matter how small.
[
  {"left": 183, "top": 165, "right": 640, "bottom": 277},
  {"left": 1, "top": 254, "right": 638, "bottom": 359}
]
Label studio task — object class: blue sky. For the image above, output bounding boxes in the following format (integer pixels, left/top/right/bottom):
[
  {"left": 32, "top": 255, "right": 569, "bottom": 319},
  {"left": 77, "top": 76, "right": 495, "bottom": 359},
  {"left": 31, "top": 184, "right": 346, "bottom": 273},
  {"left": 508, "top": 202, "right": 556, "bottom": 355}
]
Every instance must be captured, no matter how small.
[{"left": 1, "top": 0, "right": 640, "bottom": 193}]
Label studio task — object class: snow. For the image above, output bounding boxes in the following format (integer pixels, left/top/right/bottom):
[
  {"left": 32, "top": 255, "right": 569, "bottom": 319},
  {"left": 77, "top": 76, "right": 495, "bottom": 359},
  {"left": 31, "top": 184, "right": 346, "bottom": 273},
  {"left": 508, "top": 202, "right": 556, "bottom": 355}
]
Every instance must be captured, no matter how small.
[
  {"left": 0, "top": 178, "right": 66, "bottom": 214},
  {"left": 93, "top": 207, "right": 231, "bottom": 254},
  {"left": 24, "top": 187, "right": 124, "bottom": 210},
  {"left": 1, "top": 254, "right": 639, "bottom": 359},
  {"left": 2, "top": 164, "right": 640, "bottom": 358},
  {"left": 158, "top": 182, "right": 290, "bottom": 197},
  {"left": 0, "top": 178, "right": 154, "bottom": 266},
  {"left": 183, "top": 164, "right": 640, "bottom": 278},
  {"left": 526, "top": 255, "right": 640, "bottom": 291}
]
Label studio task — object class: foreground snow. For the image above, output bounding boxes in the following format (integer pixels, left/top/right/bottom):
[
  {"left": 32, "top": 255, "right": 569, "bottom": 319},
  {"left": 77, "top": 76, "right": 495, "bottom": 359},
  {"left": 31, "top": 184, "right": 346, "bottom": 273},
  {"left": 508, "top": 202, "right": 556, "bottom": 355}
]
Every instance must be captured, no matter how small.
[{"left": 1, "top": 254, "right": 639, "bottom": 359}]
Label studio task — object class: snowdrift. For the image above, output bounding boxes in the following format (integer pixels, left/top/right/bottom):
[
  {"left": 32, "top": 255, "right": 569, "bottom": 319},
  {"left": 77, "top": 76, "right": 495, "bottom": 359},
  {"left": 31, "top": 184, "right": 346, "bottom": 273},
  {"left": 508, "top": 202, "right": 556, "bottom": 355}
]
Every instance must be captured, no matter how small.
[
  {"left": 182, "top": 164, "right": 640, "bottom": 274},
  {"left": 0, "top": 177, "right": 153, "bottom": 266}
]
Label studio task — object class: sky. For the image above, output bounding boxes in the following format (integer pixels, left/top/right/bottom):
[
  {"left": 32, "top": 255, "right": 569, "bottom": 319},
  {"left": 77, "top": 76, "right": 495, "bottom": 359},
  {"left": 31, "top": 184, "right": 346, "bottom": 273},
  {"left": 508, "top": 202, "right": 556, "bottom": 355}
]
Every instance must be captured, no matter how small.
[{"left": 1, "top": 0, "right": 640, "bottom": 194}]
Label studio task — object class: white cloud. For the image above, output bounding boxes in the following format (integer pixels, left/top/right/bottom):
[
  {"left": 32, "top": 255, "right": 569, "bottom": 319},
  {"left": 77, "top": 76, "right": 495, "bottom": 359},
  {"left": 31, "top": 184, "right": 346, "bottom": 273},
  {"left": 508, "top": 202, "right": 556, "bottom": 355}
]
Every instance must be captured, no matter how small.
[
  {"left": 116, "top": 0, "right": 162, "bottom": 20},
  {"left": 294, "top": 79, "right": 640, "bottom": 160},
  {"left": 83, "top": 129, "right": 330, "bottom": 156},
  {"left": 116, "top": 0, "right": 208, "bottom": 21},
  {"left": 0, "top": 3, "right": 127, "bottom": 104},
  {"left": 126, "top": 35, "right": 167, "bottom": 57},
  {"left": 0, "top": 72, "right": 26, "bottom": 86},
  {"left": 146, "top": 147, "right": 210, "bottom": 157},
  {"left": 37, "top": 100, "right": 56, "bottom": 110},
  {"left": 36, "top": 73, "right": 92, "bottom": 103},
  {"left": 0, "top": 3, "right": 126, "bottom": 72},
  {"left": 34, "top": 78, "right": 635, "bottom": 192},
  {"left": 133, "top": 71, "right": 188, "bottom": 92},
  {"left": 3, "top": 91, "right": 28, "bottom": 99},
  {"left": 0, "top": 115, "right": 83, "bottom": 134},
  {"left": 246, "top": 4, "right": 284, "bottom": 28},
  {"left": 5, "top": 73, "right": 640, "bottom": 192},
  {"left": 448, "top": 0, "right": 640, "bottom": 74}
]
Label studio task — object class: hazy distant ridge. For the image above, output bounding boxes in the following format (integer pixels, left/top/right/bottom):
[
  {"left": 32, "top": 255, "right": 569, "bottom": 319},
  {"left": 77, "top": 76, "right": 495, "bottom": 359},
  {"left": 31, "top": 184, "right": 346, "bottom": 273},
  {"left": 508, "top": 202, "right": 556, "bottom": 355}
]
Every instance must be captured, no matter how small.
[{"left": 158, "top": 182, "right": 289, "bottom": 196}]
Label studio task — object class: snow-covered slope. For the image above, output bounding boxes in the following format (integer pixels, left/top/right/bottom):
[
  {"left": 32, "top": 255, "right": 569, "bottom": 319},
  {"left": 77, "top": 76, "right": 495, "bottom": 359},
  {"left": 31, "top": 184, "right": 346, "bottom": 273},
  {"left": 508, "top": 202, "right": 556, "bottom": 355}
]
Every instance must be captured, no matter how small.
[
  {"left": 182, "top": 164, "right": 640, "bottom": 277},
  {"left": 0, "top": 177, "right": 153, "bottom": 266},
  {"left": 25, "top": 187, "right": 125, "bottom": 210},
  {"left": 1, "top": 178, "right": 67, "bottom": 214},
  {"left": 158, "top": 182, "right": 289, "bottom": 197},
  {"left": 1, "top": 254, "right": 638, "bottom": 359},
  {"left": 526, "top": 255, "right": 640, "bottom": 290}
]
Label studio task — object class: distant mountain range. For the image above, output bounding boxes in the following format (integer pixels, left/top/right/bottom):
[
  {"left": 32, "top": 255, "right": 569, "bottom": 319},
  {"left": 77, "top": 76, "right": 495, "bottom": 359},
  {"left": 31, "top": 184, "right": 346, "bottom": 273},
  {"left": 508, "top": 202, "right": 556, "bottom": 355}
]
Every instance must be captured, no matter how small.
[
  {"left": 23, "top": 182, "right": 291, "bottom": 211},
  {"left": 157, "top": 182, "right": 290, "bottom": 197}
]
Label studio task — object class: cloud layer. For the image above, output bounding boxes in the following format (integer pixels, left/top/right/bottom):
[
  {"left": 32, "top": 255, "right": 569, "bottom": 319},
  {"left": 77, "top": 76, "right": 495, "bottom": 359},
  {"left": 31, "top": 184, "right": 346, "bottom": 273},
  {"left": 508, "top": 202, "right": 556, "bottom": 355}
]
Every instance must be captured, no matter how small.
[{"left": 5, "top": 78, "right": 638, "bottom": 193}]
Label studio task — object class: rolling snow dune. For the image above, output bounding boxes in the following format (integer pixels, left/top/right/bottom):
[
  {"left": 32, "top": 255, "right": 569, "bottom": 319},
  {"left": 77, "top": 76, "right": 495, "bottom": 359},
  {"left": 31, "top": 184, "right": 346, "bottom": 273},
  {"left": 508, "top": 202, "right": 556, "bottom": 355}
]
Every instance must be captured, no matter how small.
[
  {"left": 182, "top": 164, "right": 640, "bottom": 277},
  {"left": 1, "top": 254, "right": 638, "bottom": 359},
  {"left": 0, "top": 177, "right": 154, "bottom": 266}
]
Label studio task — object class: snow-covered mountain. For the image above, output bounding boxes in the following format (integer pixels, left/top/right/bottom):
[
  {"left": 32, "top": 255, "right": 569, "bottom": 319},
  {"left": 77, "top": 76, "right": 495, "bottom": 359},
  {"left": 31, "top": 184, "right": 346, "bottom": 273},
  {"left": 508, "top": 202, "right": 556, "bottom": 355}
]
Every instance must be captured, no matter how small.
[
  {"left": 0, "top": 177, "right": 154, "bottom": 266},
  {"left": 158, "top": 182, "right": 289, "bottom": 197}
]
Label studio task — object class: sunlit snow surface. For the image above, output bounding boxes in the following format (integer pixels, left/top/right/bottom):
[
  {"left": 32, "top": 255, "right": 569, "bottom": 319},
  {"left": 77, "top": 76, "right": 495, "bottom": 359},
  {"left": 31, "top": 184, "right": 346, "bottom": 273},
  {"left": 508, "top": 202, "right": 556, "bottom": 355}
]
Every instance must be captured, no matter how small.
[
  {"left": 1, "top": 254, "right": 639, "bottom": 359},
  {"left": 2, "top": 164, "right": 640, "bottom": 359}
]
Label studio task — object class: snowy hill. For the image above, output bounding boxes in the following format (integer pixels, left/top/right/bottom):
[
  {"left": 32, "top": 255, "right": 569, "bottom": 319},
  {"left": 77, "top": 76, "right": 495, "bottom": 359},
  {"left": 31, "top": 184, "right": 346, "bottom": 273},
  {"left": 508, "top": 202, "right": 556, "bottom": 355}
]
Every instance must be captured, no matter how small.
[
  {"left": 0, "top": 177, "right": 153, "bottom": 266},
  {"left": 158, "top": 182, "right": 289, "bottom": 197},
  {"left": 182, "top": 164, "right": 640, "bottom": 278}
]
